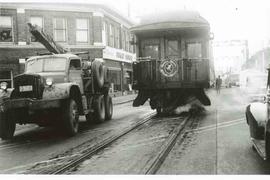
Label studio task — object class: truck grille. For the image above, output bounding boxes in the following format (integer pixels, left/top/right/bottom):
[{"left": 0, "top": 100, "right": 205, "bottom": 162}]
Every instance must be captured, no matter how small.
[{"left": 12, "top": 74, "right": 44, "bottom": 99}]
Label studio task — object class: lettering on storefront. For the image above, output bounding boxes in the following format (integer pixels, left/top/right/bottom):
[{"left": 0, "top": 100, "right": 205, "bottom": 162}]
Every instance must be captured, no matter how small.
[{"left": 103, "top": 46, "right": 135, "bottom": 62}]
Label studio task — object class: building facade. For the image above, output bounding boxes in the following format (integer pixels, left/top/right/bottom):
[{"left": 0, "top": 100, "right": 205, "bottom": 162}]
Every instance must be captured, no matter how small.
[
  {"left": 213, "top": 40, "right": 249, "bottom": 75},
  {"left": 0, "top": 2, "right": 135, "bottom": 94}
]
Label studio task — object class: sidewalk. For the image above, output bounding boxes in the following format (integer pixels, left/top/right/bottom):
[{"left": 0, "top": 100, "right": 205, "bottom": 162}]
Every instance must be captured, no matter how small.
[{"left": 112, "top": 93, "right": 137, "bottom": 105}]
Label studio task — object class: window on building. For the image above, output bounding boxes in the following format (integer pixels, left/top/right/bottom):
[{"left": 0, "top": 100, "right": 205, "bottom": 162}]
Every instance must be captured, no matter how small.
[
  {"left": 53, "top": 18, "right": 67, "bottom": 42},
  {"left": 102, "top": 22, "right": 106, "bottom": 45},
  {"left": 105, "top": 22, "right": 109, "bottom": 46},
  {"left": 129, "top": 34, "right": 133, "bottom": 53},
  {"left": 30, "top": 17, "right": 43, "bottom": 42},
  {"left": 0, "top": 16, "right": 13, "bottom": 42},
  {"left": 121, "top": 30, "right": 126, "bottom": 50},
  {"left": 125, "top": 31, "right": 129, "bottom": 52},
  {"left": 187, "top": 42, "right": 202, "bottom": 59},
  {"left": 76, "top": 19, "right": 88, "bottom": 43},
  {"left": 115, "top": 27, "right": 120, "bottom": 49},
  {"left": 109, "top": 24, "right": 114, "bottom": 47}
]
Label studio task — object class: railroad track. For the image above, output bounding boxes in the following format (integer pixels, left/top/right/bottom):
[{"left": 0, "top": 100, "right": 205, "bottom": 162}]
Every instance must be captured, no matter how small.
[
  {"left": 43, "top": 112, "right": 157, "bottom": 174},
  {"left": 18, "top": 107, "right": 198, "bottom": 174},
  {"left": 44, "top": 113, "right": 193, "bottom": 174}
]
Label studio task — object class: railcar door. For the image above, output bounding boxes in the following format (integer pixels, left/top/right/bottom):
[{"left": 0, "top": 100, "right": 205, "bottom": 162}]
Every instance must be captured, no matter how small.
[
  {"left": 139, "top": 39, "right": 160, "bottom": 86},
  {"left": 163, "top": 39, "right": 182, "bottom": 83},
  {"left": 185, "top": 41, "right": 209, "bottom": 85}
]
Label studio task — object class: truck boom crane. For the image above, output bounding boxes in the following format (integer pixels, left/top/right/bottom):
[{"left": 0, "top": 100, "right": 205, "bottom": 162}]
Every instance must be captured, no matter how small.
[{"left": 27, "top": 23, "right": 68, "bottom": 54}]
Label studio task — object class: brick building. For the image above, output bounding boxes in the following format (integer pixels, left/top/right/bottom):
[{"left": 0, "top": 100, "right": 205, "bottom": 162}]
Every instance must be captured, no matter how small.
[{"left": 0, "top": 2, "right": 135, "bottom": 94}]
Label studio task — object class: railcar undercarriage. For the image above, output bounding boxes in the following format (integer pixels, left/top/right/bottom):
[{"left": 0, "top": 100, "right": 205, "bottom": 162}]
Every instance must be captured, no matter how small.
[{"left": 133, "top": 88, "right": 210, "bottom": 114}]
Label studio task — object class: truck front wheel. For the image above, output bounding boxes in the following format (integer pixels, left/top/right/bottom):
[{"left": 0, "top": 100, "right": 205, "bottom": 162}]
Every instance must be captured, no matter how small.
[
  {"left": 0, "top": 111, "right": 16, "bottom": 140},
  {"left": 62, "top": 99, "right": 79, "bottom": 136},
  {"left": 93, "top": 95, "right": 105, "bottom": 123}
]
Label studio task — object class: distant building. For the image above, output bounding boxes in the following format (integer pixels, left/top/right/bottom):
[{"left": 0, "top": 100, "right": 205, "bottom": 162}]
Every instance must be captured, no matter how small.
[
  {"left": 0, "top": 2, "right": 135, "bottom": 94},
  {"left": 213, "top": 40, "right": 249, "bottom": 75},
  {"left": 243, "top": 47, "right": 270, "bottom": 73}
]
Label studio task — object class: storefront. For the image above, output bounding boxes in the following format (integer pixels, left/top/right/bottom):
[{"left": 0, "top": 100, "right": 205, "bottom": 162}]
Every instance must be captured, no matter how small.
[{"left": 103, "top": 46, "right": 135, "bottom": 94}]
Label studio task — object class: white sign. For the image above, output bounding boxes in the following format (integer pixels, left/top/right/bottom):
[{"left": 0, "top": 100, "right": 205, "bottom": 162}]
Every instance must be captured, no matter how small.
[
  {"left": 103, "top": 46, "right": 136, "bottom": 63},
  {"left": 19, "top": 59, "right": 26, "bottom": 64}
]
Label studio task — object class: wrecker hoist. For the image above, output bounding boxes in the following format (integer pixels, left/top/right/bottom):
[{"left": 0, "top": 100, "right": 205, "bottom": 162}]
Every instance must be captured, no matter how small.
[{"left": 0, "top": 23, "right": 113, "bottom": 139}]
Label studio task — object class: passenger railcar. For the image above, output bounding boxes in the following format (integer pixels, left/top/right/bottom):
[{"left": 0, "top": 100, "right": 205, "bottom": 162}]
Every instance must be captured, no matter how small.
[{"left": 131, "top": 11, "right": 214, "bottom": 114}]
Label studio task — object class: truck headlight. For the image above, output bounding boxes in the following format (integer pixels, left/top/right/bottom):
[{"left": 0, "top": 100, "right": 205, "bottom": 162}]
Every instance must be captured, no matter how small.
[
  {"left": 46, "top": 78, "right": 53, "bottom": 86},
  {"left": 0, "top": 82, "right": 7, "bottom": 90}
]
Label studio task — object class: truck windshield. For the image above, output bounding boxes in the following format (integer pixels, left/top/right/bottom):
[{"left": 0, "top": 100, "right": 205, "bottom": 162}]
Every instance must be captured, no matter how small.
[{"left": 26, "top": 57, "right": 67, "bottom": 73}]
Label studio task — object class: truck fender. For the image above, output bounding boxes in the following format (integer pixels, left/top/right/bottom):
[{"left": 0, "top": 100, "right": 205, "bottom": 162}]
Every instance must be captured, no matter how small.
[{"left": 42, "top": 83, "right": 83, "bottom": 114}]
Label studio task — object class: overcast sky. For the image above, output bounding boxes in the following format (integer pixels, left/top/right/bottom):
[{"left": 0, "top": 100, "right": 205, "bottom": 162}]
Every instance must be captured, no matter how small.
[{"left": 2, "top": 0, "right": 270, "bottom": 54}]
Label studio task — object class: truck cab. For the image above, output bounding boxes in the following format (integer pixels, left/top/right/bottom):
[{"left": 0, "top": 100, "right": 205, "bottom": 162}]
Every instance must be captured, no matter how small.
[{"left": 0, "top": 53, "right": 112, "bottom": 140}]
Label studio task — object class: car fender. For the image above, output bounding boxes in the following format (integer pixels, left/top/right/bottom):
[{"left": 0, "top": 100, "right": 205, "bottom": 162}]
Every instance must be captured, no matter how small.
[{"left": 248, "top": 102, "right": 267, "bottom": 127}]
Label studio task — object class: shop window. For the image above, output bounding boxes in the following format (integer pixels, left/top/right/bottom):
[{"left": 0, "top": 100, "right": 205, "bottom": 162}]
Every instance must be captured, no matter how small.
[
  {"left": 109, "top": 24, "right": 114, "bottom": 47},
  {"left": 0, "top": 16, "right": 13, "bottom": 42},
  {"left": 187, "top": 42, "right": 202, "bottom": 59},
  {"left": 108, "top": 69, "right": 121, "bottom": 92},
  {"left": 76, "top": 19, "right": 88, "bottom": 43},
  {"left": 53, "top": 18, "right": 67, "bottom": 42},
  {"left": 30, "top": 16, "right": 43, "bottom": 42},
  {"left": 0, "top": 70, "right": 13, "bottom": 88}
]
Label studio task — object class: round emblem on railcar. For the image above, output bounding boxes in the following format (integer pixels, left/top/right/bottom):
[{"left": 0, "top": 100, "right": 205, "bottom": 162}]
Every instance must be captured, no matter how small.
[{"left": 159, "top": 59, "right": 178, "bottom": 77}]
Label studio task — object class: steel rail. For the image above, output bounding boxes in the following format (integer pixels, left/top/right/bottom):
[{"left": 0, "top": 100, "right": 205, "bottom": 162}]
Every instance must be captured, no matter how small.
[
  {"left": 144, "top": 114, "right": 192, "bottom": 174},
  {"left": 48, "top": 112, "right": 156, "bottom": 174}
]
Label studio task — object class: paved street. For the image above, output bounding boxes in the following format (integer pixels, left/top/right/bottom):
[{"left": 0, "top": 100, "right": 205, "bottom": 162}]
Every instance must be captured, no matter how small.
[
  {"left": 0, "top": 87, "right": 270, "bottom": 174},
  {"left": 158, "top": 87, "right": 270, "bottom": 174}
]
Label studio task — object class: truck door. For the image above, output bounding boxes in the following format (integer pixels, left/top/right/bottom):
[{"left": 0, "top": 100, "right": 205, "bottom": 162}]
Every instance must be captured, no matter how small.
[{"left": 68, "top": 58, "right": 84, "bottom": 93}]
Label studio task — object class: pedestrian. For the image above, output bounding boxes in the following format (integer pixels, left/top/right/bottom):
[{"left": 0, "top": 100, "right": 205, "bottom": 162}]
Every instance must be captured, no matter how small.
[{"left": 216, "top": 75, "right": 222, "bottom": 94}]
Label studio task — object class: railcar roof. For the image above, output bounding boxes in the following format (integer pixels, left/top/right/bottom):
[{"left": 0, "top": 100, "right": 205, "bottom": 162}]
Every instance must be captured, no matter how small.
[{"left": 130, "top": 10, "right": 209, "bottom": 33}]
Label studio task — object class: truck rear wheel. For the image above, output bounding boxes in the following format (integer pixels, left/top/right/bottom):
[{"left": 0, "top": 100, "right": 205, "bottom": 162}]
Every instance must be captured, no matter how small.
[
  {"left": 62, "top": 99, "right": 79, "bottom": 136},
  {"left": 104, "top": 95, "right": 113, "bottom": 120},
  {"left": 93, "top": 95, "right": 105, "bottom": 123},
  {"left": 0, "top": 111, "right": 15, "bottom": 140}
]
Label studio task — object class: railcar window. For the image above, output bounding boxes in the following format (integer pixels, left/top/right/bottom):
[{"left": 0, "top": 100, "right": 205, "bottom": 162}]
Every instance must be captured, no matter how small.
[
  {"left": 187, "top": 42, "right": 202, "bottom": 59},
  {"left": 143, "top": 45, "right": 159, "bottom": 59},
  {"left": 167, "top": 40, "right": 179, "bottom": 57}
]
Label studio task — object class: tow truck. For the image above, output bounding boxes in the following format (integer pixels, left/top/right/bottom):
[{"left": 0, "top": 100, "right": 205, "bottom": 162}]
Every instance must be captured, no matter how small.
[
  {"left": 0, "top": 23, "right": 113, "bottom": 140},
  {"left": 246, "top": 66, "right": 270, "bottom": 160}
]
